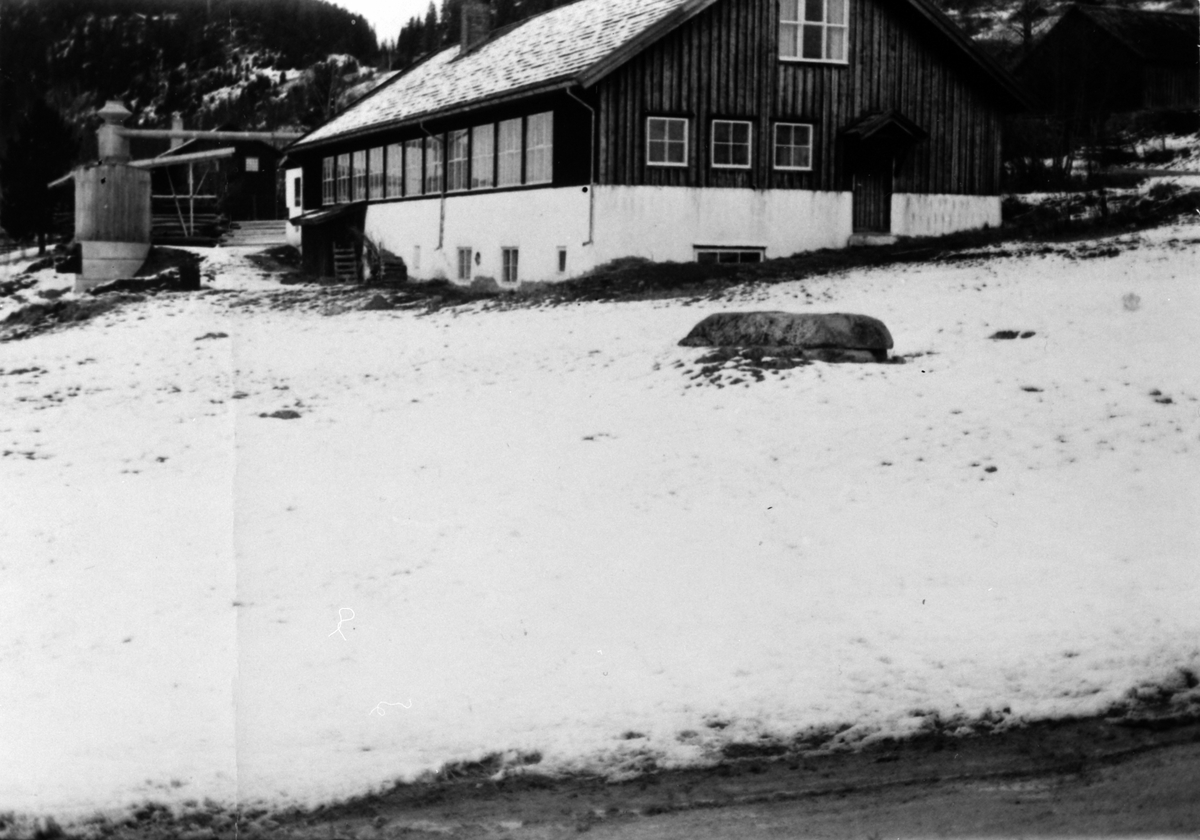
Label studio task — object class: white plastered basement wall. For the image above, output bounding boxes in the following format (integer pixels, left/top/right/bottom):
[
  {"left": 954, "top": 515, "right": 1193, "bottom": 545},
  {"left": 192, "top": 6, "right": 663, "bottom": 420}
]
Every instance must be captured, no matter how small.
[{"left": 362, "top": 186, "right": 859, "bottom": 284}]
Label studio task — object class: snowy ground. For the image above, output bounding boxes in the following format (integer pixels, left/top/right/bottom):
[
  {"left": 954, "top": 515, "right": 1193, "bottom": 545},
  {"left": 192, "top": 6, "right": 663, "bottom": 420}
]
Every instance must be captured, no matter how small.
[{"left": 1, "top": 228, "right": 1198, "bottom": 821}]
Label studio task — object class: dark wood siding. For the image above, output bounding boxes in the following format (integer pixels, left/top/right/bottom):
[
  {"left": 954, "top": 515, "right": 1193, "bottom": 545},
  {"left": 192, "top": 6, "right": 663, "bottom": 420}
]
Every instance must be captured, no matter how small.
[{"left": 595, "top": 0, "right": 1007, "bottom": 195}]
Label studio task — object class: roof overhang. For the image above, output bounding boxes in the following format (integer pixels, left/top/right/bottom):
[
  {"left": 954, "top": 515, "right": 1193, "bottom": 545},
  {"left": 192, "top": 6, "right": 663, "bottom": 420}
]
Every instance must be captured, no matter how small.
[
  {"left": 287, "top": 79, "right": 577, "bottom": 155},
  {"left": 293, "top": 203, "right": 365, "bottom": 226},
  {"left": 842, "top": 110, "right": 929, "bottom": 143}
]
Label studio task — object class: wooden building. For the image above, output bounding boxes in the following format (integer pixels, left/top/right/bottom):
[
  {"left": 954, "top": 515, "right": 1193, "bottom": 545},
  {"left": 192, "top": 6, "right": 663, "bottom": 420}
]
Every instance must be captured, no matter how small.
[
  {"left": 287, "top": 0, "right": 1027, "bottom": 284},
  {"left": 1015, "top": 6, "right": 1199, "bottom": 117}
]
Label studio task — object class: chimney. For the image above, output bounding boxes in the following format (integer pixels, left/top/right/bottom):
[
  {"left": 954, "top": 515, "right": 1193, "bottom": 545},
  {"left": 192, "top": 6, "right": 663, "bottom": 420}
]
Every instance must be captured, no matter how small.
[
  {"left": 170, "top": 113, "right": 185, "bottom": 149},
  {"left": 96, "top": 99, "right": 133, "bottom": 163},
  {"left": 460, "top": 1, "right": 490, "bottom": 52}
]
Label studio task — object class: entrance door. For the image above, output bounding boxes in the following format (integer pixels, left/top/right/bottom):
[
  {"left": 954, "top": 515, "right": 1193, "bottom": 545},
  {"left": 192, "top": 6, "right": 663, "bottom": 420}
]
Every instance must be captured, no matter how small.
[{"left": 852, "top": 150, "right": 894, "bottom": 233}]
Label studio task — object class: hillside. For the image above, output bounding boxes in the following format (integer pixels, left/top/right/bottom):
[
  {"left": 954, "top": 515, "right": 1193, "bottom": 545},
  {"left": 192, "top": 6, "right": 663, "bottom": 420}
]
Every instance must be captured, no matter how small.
[{"left": 0, "top": 0, "right": 380, "bottom": 156}]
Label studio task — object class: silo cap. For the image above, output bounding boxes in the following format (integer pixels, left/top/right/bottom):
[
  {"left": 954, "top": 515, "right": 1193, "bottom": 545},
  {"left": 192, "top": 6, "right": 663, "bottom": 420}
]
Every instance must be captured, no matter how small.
[{"left": 97, "top": 100, "right": 132, "bottom": 125}]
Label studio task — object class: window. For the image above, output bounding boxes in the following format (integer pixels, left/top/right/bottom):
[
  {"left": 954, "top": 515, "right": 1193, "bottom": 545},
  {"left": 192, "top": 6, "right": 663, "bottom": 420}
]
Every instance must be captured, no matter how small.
[
  {"left": 647, "top": 117, "right": 688, "bottom": 166},
  {"left": 497, "top": 118, "right": 523, "bottom": 186},
  {"left": 457, "top": 247, "right": 473, "bottom": 281},
  {"left": 294, "top": 174, "right": 303, "bottom": 208},
  {"left": 472, "top": 124, "right": 494, "bottom": 189},
  {"left": 501, "top": 247, "right": 519, "bottom": 284},
  {"left": 525, "top": 112, "right": 553, "bottom": 185},
  {"left": 245, "top": 156, "right": 260, "bottom": 172},
  {"left": 385, "top": 143, "right": 403, "bottom": 197},
  {"left": 712, "top": 120, "right": 752, "bottom": 169},
  {"left": 446, "top": 129, "right": 469, "bottom": 192},
  {"left": 779, "top": 0, "right": 848, "bottom": 62},
  {"left": 351, "top": 150, "right": 366, "bottom": 200},
  {"left": 336, "top": 153, "right": 350, "bottom": 203},
  {"left": 424, "top": 135, "right": 443, "bottom": 194},
  {"left": 774, "top": 123, "right": 814, "bottom": 170},
  {"left": 405, "top": 138, "right": 423, "bottom": 196},
  {"left": 322, "top": 157, "right": 334, "bottom": 205},
  {"left": 695, "top": 247, "right": 765, "bottom": 264},
  {"left": 368, "top": 147, "right": 384, "bottom": 199},
  {"left": 557, "top": 246, "right": 567, "bottom": 274}
]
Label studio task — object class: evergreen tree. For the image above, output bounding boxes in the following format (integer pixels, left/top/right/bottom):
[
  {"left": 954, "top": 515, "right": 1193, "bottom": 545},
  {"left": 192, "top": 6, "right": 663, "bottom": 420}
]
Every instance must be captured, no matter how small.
[{"left": 0, "top": 100, "right": 79, "bottom": 253}]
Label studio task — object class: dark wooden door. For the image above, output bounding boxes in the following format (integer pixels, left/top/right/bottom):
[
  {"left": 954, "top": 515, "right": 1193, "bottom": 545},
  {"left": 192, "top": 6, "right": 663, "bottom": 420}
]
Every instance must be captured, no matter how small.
[{"left": 852, "top": 152, "right": 893, "bottom": 233}]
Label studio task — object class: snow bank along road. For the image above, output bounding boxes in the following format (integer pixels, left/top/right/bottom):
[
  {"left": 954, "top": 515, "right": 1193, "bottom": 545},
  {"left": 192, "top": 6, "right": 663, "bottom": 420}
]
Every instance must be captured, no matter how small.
[{"left": 1, "top": 228, "right": 1198, "bottom": 820}]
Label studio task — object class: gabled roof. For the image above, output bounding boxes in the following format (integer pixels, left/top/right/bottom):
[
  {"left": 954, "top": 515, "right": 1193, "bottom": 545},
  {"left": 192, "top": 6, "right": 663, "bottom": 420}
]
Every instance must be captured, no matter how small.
[
  {"left": 290, "top": 0, "right": 1027, "bottom": 153},
  {"left": 842, "top": 109, "right": 930, "bottom": 142},
  {"left": 1068, "top": 5, "right": 1198, "bottom": 66}
]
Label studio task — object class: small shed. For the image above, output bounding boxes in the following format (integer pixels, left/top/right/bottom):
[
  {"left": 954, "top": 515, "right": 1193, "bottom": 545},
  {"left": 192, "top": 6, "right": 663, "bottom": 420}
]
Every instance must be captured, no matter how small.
[
  {"left": 150, "top": 129, "right": 285, "bottom": 223},
  {"left": 1015, "top": 5, "right": 1199, "bottom": 117}
]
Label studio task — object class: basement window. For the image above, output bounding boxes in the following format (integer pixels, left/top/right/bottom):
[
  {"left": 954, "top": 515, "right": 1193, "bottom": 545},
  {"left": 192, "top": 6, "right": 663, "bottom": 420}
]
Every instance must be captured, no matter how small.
[
  {"left": 557, "top": 246, "right": 567, "bottom": 274},
  {"left": 694, "top": 247, "right": 765, "bottom": 264},
  {"left": 457, "top": 247, "right": 473, "bottom": 282},
  {"left": 501, "top": 247, "right": 519, "bottom": 284},
  {"left": 779, "top": 0, "right": 848, "bottom": 63}
]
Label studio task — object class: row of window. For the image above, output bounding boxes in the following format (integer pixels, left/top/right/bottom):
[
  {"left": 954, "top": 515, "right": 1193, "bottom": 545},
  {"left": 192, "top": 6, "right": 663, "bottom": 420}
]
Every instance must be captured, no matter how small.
[
  {"left": 426, "top": 245, "right": 568, "bottom": 285},
  {"left": 322, "top": 112, "right": 553, "bottom": 205},
  {"left": 648, "top": 118, "right": 815, "bottom": 171}
]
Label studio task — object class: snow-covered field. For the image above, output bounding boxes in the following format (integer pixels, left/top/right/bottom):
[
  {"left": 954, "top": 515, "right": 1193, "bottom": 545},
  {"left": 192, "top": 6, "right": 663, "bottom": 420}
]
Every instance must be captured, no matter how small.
[{"left": 1, "top": 227, "right": 1198, "bottom": 820}]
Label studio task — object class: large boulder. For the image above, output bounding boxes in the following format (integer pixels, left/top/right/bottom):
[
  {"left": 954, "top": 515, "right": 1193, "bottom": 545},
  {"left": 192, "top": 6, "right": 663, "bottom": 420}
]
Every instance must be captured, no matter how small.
[{"left": 679, "top": 311, "right": 893, "bottom": 360}]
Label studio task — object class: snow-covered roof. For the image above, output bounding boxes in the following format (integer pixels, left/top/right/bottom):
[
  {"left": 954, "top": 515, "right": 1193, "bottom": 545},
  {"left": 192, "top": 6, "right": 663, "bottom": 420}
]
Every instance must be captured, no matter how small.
[
  {"left": 291, "top": 0, "right": 1028, "bottom": 153},
  {"left": 292, "top": 0, "right": 695, "bottom": 151}
]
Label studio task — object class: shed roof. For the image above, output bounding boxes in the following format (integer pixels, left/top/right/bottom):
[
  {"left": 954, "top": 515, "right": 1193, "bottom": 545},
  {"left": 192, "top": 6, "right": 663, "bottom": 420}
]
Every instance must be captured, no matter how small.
[
  {"left": 1067, "top": 5, "right": 1198, "bottom": 65},
  {"left": 290, "top": 0, "right": 1027, "bottom": 153}
]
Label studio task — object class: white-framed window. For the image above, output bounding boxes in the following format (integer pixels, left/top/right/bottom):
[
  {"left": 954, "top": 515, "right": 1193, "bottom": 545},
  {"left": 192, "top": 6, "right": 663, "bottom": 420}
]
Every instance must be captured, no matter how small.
[
  {"left": 471, "top": 124, "right": 494, "bottom": 189},
  {"left": 497, "top": 118, "right": 523, "bottom": 186},
  {"left": 322, "top": 157, "right": 334, "bottom": 205},
  {"left": 501, "top": 247, "right": 519, "bottom": 284},
  {"left": 695, "top": 246, "right": 765, "bottom": 264},
  {"left": 351, "top": 150, "right": 366, "bottom": 200},
  {"left": 385, "top": 143, "right": 403, "bottom": 197},
  {"left": 557, "top": 246, "right": 567, "bottom": 274},
  {"left": 774, "top": 123, "right": 814, "bottom": 170},
  {"left": 245, "top": 156, "right": 260, "bottom": 172},
  {"left": 525, "top": 111, "right": 553, "bottom": 185},
  {"left": 336, "top": 153, "right": 350, "bottom": 203},
  {"left": 447, "top": 129, "right": 470, "bottom": 192},
  {"left": 780, "top": 0, "right": 848, "bottom": 62},
  {"left": 712, "top": 120, "right": 752, "bottom": 169},
  {"left": 368, "top": 147, "right": 384, "bottom": 199},
  {"left": 457, "top": 247, "right": 473, "bottom": 281},
  {"left": 293, "top": 175, "right": 303, "bottom": 208},
  {"left": 424, "top": 135, "right": 443, "bottom": 194},
  {"left": 405, "top": 138, "right": 423, "bottom": 196},
  {"left": 647, "top": 117, "right": 688, "bottom": 167}
]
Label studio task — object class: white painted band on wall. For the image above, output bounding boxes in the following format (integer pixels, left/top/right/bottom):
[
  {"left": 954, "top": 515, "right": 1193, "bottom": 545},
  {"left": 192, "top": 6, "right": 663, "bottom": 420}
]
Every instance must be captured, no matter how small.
[{"left": 891, "top": 193, "right": 1001, "bottom": 238}]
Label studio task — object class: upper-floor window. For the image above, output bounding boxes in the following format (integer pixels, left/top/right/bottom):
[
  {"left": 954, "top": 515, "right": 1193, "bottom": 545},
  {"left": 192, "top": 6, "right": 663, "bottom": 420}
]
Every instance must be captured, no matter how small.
[
  {"left": 322, "top": 157, "right": 334, "bottom": 205},
  {"left": 447, "top": 129, "right": 470, "bottom": 192},
  {"left": 405, "top": 138, "right": 423, "bottom": 196},
  {"left": 780, "top": 0, "right": 848, "bottom": 63},
  {"left": 351, "top": 150, "right": 367, "bottom": 200},
  {"left": 525, "top": 112, "right": 554, "bottom": 185},
  {"left": 336, "top": 153, "right": 350, "bottom": 203},
  {"left": 368, "top": 147, "right": 384, "bottom": 199},
  {"left": 472, "top": 124, "right": 495, "bottom": 189},
  {"left": 497, "top": 118, "right": 523, "bottom": 187},
  {"left": 774, "top": 123, "right": 814, "bottom": 170},
  {"left": 647, "top": 117, "right": 688, "bottom": 167},
  {"left": 424, "top": 135, "right": 443, "bottom": 194},
  {"left": 712, "top": 120, "right": 752, "bottom": 169},
  {"left": 385, "top": 143, "right": 403, "bottom": 197}
]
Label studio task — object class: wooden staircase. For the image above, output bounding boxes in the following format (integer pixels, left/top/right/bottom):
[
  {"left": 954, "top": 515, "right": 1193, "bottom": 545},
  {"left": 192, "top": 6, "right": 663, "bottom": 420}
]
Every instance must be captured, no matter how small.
[{"left": 332, "top": 245, "right": 359, "bottom": 282}]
